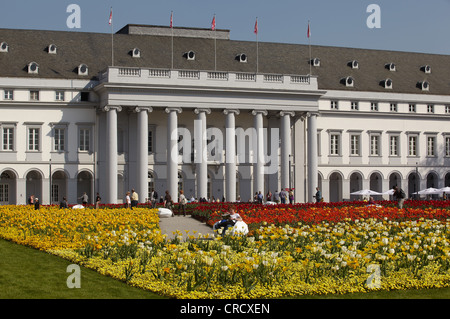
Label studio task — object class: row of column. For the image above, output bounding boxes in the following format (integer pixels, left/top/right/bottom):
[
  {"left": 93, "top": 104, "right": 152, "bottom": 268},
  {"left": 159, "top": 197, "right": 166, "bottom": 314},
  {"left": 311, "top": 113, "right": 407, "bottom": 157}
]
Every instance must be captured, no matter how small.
[{"left": 103, "top": 105, "right": 318, "bottom": 204}]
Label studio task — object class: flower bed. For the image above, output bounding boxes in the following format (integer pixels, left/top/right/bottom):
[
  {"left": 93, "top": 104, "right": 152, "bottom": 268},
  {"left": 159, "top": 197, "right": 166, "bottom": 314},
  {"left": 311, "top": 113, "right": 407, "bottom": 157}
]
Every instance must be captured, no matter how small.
[{"left": 0, "top": 203, "right": 449, "bottom": 298}]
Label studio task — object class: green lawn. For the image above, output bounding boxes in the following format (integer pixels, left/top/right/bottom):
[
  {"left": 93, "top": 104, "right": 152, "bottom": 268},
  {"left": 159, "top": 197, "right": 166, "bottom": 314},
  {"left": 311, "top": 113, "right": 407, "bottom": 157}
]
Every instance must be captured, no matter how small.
[
  {"left": 0, "top": 239, "right": 165, "bottom": 299},
  {"left": 1, "top": 238, "right": 449, "bottom": 299}
]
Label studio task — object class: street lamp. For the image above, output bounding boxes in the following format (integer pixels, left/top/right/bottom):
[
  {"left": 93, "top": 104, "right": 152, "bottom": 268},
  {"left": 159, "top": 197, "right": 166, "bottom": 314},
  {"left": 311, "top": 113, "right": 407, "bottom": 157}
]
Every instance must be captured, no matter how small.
[
  {"left": 288, "top": 154, "right": 293, "bottom": 190},
  {"left": 415, "top": 162, "right": 419, "bottom": 200}
]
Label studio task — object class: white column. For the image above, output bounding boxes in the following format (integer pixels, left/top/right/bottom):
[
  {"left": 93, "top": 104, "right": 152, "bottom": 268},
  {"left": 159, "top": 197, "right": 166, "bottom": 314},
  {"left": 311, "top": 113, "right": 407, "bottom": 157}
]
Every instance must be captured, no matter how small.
[
  {"left": 165, "top": 107, "right": 182, "bottom": 202},
  {"left": 280, "top": 111, "right": 294, "bottom": 190},
  {"left": 104, "top": 105, "right": 122, "bottom": 204},
  {"left": 224, "top": 109, "right": 240, "bottom": 202},
  {"left": 252, "top": 110, "right": 267, "bottom": 195},
  {"left": 307, "top": 112, "right": 318, "bottom": 202},
  {"left": 135, "top": 106, "right": 153, "bottom": 203},
  {"left": 194, "top": 108, "right": 211, "bottom": 200}
]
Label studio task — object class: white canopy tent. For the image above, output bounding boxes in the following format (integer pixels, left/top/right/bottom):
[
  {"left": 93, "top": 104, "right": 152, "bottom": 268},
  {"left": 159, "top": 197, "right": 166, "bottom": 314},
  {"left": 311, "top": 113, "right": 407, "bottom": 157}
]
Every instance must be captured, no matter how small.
[{"left": 350, "top": 189, "right": 383, "bottom": 196}]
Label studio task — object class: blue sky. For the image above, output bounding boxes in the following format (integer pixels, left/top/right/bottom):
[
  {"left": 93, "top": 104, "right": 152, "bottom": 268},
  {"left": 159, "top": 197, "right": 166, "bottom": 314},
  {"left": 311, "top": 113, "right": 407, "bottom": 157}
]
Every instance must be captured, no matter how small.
[{"left": 1, "top": 0, "right": 449, "bottom": 54}]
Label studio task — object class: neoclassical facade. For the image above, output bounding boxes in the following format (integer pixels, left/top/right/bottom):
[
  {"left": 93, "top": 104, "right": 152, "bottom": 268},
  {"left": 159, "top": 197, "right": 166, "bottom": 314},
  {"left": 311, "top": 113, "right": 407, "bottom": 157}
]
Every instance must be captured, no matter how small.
[{"left": 0, "top": 25, "right": 449, "bottom": 205}]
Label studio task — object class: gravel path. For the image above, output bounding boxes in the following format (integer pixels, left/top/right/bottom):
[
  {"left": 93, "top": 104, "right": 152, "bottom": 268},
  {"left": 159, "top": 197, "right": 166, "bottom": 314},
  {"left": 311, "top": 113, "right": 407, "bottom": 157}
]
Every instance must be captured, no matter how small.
[{"left": 158, "top": 215, "right": 215, "bottom": 240}]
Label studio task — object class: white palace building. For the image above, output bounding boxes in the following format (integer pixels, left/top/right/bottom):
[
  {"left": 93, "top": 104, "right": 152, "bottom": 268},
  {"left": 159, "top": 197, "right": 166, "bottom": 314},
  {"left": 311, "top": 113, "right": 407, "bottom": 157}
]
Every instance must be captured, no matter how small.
[{"left": 0, "top": 24, "right": 449, "bottom": 205}]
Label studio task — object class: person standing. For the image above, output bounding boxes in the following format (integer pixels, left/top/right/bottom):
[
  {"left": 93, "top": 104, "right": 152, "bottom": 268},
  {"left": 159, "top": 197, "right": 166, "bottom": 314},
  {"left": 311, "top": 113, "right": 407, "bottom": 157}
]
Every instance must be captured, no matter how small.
[
  {"left": 28, "top": 194, "right": 35, "bottom": 205},
  {"left": 34, "top": 198, "right": 40, "bottom": 210},
  {"left": 95, "top": 192, "right": 101, "bottom": 209},
  {"left": 79, "top": 192, "right": 88, "bottom": 206},
  {"left": 314, "top": 187, "right": 322, "bottom": 203},
  {"left": 280, "top": 189, "right": 286, "bottom": 204},
  {"left": 289, "top": 189, "right": 294, "bottom": 204},
  {"left": 393, "top": 186, "right": 406, "bottom": 209},
  {"left": 273, "top": 190, "right": 280, "bottom": 203},
  {"left": 131, "top": 189, "right": 138, "bottom": 209},
  {"left": 178, "top": 190, "right": 187, "bottom": 216},
  {"left": 150, "top": 188, "right": 158, "bottom": 208},
  {"left": 125, "top": 191, "right": 131, "bottom": 209},
  {"left": 164, "top": 190, "right": 173, "bottom": 211}
]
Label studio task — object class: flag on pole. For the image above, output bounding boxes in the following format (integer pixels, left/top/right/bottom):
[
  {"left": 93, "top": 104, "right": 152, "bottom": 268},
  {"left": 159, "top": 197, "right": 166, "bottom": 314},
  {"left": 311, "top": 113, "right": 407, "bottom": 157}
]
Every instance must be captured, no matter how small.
[
  {"left": 170, "top": 11, "right": 174, "bottom": 69},
  {"left": 109, "top": 7, "right": 113, "bottom": 25},
  {"left": 254, "top": 18, "right": 258, "bottom": 35},
  {"left": 211, "top": 15, "right": 216, "bottom": 31},
  {"left": 307, "top": 21, "right": 311, "bottom": 38}
]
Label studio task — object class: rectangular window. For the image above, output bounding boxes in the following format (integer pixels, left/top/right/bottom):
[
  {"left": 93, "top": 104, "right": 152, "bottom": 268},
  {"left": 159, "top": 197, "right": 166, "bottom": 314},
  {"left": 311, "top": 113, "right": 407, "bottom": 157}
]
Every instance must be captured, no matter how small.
[
  {"left": 30, "top": 90, "right": 39, "bottom": 101},
  {"left": 409, "top": 136, "right": 417, "bottom": 156},
  {"left": 370, "top": 102, "right": 378, "bottom": 111},
  {"left": 2, "top": 127, "right": 14, "bottom": 151},
  {"left": 28, "top": 128, "right": 40, "bottom": 151},
  {"left": 446, "top": 137, "right": 450, "bottom": 157},
  {"left": 370, "top": 135, "right": 379, "bottom": 156},
  {"left": 445, "top": 105, "right": 450, "bottom": 114},
  {"left": 351, "top": 102, "right": 359, "bottom": 110},
  {"left": 54, "top": 128, "right": 65, "bottom": 152},
  {"left": 389, "top": 136, "right": 399, "bottom": 156},
  {"left": 330, "top": 101, "right": 339, "bottom": 110},
  {"left": 51, "top": 184, "right": 59, "bottom": 203},
  {"left": 427, "top": 136, "right": 435, "bottom": 156},
  {"left": 350, "top": 135, "right": 359, "bottom": 156},
  {"left": 79, "top": 128, "right": 90, "bottom": 151},
  {"left": 55, "top": 91, "right": 65, "bottom": 101},
  {"left": 390, "top": 103, "right": 398, "bottom": 112},
  {"left": 427, "top": 104, "right": 434, "bottom": 113},
  {"left": 148, "top": 130, "right": 153, "bottom": 153},
  {"left": 4, "top": 90, "right": 13, "bottom": 100},
  {"left": 409, "top": 104, "right": 416, "bottom": 113},
  {"left": 330, "top": 134, "right": 340, "bottom": 155},
  {"left": 0, "top": 184, "right": 9, "bottom": 203}
]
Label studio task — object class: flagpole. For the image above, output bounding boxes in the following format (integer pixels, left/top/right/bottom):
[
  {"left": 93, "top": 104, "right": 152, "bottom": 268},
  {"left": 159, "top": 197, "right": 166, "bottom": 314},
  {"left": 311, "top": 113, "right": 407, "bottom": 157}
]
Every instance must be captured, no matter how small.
[
  {"left": 110, "top": 7, "right": 114, "bottom": 67},
  {"left": 171, "top": 11, "right": 174, "bottom": 70},
  {"left": 255, "top": 17, "right": 259, "bottom": 74},
  {"left": 308, "top": 20, "right": 311, "bottom": 76},
  {"left": 213, "top": 14, "right": 217, "bottom": 71}
]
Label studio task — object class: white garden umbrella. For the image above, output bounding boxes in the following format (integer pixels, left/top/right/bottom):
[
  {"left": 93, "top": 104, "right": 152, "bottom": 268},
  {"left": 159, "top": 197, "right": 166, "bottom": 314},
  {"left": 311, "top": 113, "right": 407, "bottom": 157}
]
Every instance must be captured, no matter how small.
[
  {"left": 383, "top": 189, "right": 394, "bottom": 195},
  {"left": 350, "top": 189, "right": 383, "bottom": 196},
  {"left": 413, "top": 187, "right": 440, "bottom": 195},
  {"left": 438, "top": 187, "right": 450, "bottom": 194}
]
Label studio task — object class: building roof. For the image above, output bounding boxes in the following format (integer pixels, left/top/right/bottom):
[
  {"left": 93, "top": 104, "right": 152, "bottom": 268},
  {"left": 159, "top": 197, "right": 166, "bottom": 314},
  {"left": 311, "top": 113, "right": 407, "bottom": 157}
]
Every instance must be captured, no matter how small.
[{"left": 0, "top": 26, "right": 449, "bottom": 95}]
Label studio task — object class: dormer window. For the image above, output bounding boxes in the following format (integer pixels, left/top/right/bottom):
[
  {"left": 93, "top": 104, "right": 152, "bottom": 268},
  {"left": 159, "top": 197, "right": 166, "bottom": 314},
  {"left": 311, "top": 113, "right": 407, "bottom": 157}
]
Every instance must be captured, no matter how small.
[
  {"left": 236, "top": 53, "right": 247, "bottom": 63},
  {"left": 343, "top": 76, "right": 354, "bottom": 87},
  {"left": 28, "top": 62, "right": 39, "bottom": 74},
  {"left": 422, "top": 65, "right": 431, "bottom": 74},
  {"left": 418, "top": 81, "right": 430, "bottom": 91},
  {"left": 184, "top": 51, "right": 195, "bottom": 61},
  {"left": 349, "top": 60, "right": 359, "bottom": 69},
  {"left": 48, "top": 44, "right": 57, "bottom": 54},
  {"left": 386, "top": 63, "right": 396, "bottom": 71},
  {"left": 383, "top": 78, "right": 393, "bottom": 89},
  {"left": 132, "top": 48, "right": 141, "bottom": 58},
  {"left": 311, "top": 58, "right": 320, "bottom": 67},
  {"left": 0, "top": 42, "right": 8, "bottom": 53},
  {"left": 78, "top": 64, "right": 88, "bottom": 76}
]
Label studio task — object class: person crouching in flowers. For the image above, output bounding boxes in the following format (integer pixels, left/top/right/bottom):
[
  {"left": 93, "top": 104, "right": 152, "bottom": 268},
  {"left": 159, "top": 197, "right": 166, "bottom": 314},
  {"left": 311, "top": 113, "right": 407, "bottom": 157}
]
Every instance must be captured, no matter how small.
[{"left": 213, "top": 205, "right": 242, "bottom": 235}]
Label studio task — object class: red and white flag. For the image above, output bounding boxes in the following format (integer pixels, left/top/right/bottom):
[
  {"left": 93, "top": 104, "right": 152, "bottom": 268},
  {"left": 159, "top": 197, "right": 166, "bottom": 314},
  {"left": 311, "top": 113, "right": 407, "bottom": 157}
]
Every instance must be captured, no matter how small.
[
  {"left": 170, "top": 11, "right": 173, "bottom": 28},
  {"left": 211, "top": 15, "right": 216, "bottom": 31},
  {"left": 307, "top": 21, "right": 311, "bottom": 38},
  {"left": 109, "top": 7, "right": 113, "bottom": 25},
  {"left": 254, "top": 18, "right": 258, "bottom": 35}
]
